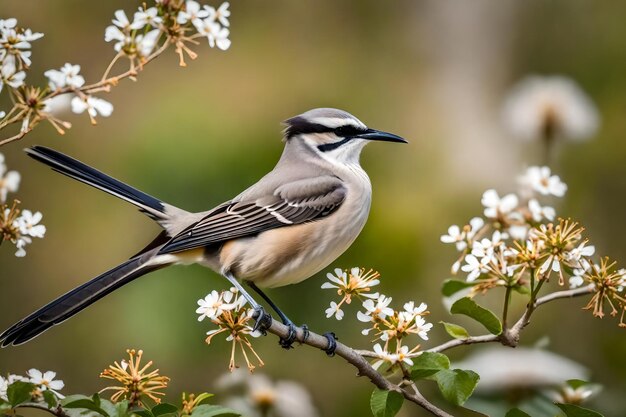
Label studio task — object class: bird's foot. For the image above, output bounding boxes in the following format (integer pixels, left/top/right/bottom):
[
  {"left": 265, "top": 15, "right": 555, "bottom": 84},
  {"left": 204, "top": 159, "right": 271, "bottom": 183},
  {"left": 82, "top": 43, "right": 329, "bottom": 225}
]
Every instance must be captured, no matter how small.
[
  {"left": 278, "top": 323, "right": 310, "bottom": 350},
  {"left": 322, "top": 332, "right": 338, "bottom": 357},
  {"left": 252, "top": 305, "right": 273, "bottom": 335}
]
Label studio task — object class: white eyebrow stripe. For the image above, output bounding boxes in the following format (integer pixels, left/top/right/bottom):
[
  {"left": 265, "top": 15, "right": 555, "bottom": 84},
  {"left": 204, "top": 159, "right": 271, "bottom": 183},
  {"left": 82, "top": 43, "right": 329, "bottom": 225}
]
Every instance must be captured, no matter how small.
[{"left": 309, "top": 117, "right": 366, "bottom": 129}]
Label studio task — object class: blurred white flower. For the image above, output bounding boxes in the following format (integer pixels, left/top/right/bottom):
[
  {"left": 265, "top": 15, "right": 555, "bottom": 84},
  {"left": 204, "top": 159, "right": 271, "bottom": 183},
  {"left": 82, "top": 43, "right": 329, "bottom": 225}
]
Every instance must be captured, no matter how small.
[
  {"left": 16, "top": 210, "right": 46, "bottom": 238},
  {"left": 178, "top": 1, "right": 210, "bottom": 25},
  {"left": 528, "top": 198, "right": 555, "bottom": 222},
  {"left": 206, "top": 2, "right": 231, "bottom": 27},
  {"left": 1, "top": 56, "right": 26, "bottom": 90},
  {"left": 195, "top": 18, "right": 231, "bottom": 50},
  {"left": 217, "top": 370, "right": 319, "bottom": 417},
  {"left": 43, "top": 94, "right": 73, "bottom": 116},
  {"left": 27, "top": 369, "right": 65, "bottom": 398},
  {"left": 519, "top": 166, "right": 567, "bottom": 197},
  {"left": 71, "top": 96, "right": 113, "bottom": 121},
  {"left": 481, "top": 189, "right": 518, "bottom": 220},
  {"left": 105, "top": 10, "right": 132, "bottom": 52},
  {"left": 136, "top": 29, "right": 161, "bottom": 57},
  {"left": 569, "top": 271, "right": 585, "bottom": 288},
  {"left": 44, "top": 63, "right": 85, "bottom": 90},
  {"left": 0, "top": 375, "right": 7, "bottom": 401},
  {"left": 502, "top": 75, "right": 599, "bottom": 142},
  {"left": 454, "top": 346, "right": 588, "bottom": 393},
  {"left": 0, "top": 153, "right": 20, "bottom": 203},
  {"left": 14, "top": 235, "right": 32, "bottom": 257},
  {"left": 131, "top": 7, "right": 162, "bottom": 30}
]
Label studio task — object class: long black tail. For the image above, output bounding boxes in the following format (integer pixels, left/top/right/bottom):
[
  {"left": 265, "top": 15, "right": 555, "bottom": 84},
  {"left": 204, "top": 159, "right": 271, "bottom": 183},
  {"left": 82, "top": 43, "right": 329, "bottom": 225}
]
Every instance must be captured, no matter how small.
[
  {"left": 25, "top": 146, "right": 168, "bottom": 220},
  {"left": 0, "top": 251, "right": 171, "bottom": 347}
]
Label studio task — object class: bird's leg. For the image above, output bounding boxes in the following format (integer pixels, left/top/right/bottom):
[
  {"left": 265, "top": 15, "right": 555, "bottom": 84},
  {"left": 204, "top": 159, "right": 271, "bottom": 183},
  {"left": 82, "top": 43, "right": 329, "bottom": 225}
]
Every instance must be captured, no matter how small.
[
  {"left": 222, "top": 273, "right": 272, "bottom": 334},
  {"left": 247, "top": 282, "right": 309, "bottom": 349},
  {"left": 322, "top": 332, "right": 338, "bottom": 356}
]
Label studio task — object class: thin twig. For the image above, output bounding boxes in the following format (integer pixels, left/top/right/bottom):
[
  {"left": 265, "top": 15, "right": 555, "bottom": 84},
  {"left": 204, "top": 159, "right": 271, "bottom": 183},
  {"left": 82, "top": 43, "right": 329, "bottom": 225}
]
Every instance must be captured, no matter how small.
[
  {"left": 427, "top": 284, "right": 595, "bottom": 354},
  {"left": 262, "top": 320, "right": 453, "bottom": 417},
  {"left": 15, "top": 402, "right": 69, "bottom": 417}
]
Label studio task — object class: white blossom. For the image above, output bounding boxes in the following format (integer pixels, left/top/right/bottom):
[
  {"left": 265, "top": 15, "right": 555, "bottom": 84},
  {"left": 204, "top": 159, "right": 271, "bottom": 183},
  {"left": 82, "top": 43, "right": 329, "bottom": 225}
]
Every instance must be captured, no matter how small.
[
  {"left": 0, "top": 375, "right": 7, "bottom": 401},
  {"left": 136, "top": 29, "right": 161, "bottom": 57},
  {"left": 519, "top": 166, "right": 567, "bottom": 198},
  {"left": 0, "top": 153, "right": 20, "bottom": 202},
  {"left": 195, "top": 18, "right": 231, "bottom": 50},
  {"left": 205, "top": 2, "right": 231, "bottom": 27},
  {"left": 502, "top": 75, "right": 599, "bottom": 142},
  {"left": 196, "top": 290, "right": 234, "bottom": 321},
  {"left": 27, "top": 369, "right": 65, "bottom": 398},
  {"left": 16, "top": 210, "right": 46, "bottom": 238},
  {"left": 131, "top": 7, "right": 162, "bottom": 30},
  {"left": 105, "top": 10, "right": 132, "bottom": 52},
  {"left": 178, "top": 1, "right": 210, "bottom": 25},
  {"left": 44, "top": 63, "right": 85, "bottom": 90},
  {"left": 1, "top": 56, "right": 26, "bottom": 91},
  {"left": 325, "top": 301, "right": 344, "bottom": 320},
  {"left": 481, "top": 189, "right": 518, "bottom": 220},
  {"left": 528, "top": 198, "right": 555, "bottom": 222},
  {"left": 357, "top": 294, "right": 393, "bottom": 322},
  {"left": 71, "top": 96, "right": 113, "bottom": 119},
  {"left": 461, "top": 254, "right": 490, "bottom": 282}
]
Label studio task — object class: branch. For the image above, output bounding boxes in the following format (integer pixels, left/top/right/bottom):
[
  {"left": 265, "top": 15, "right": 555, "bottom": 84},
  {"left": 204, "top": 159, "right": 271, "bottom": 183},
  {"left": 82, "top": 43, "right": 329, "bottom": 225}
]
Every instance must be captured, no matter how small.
[
  {"left": 15, "top": 402, "right": 69, "bottom": 417},
  {"left": 262, "top": 319, "right": 454, "bottom": 417},
  {"left": 427, "top": 284, "right": 595, "bottom": 354}
]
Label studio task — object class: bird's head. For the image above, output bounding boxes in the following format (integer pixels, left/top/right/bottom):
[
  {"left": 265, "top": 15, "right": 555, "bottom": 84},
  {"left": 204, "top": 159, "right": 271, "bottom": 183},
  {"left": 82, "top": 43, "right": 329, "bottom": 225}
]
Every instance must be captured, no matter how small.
[{"left": 283, "top": 108, "right": 407, "bottom": 164}]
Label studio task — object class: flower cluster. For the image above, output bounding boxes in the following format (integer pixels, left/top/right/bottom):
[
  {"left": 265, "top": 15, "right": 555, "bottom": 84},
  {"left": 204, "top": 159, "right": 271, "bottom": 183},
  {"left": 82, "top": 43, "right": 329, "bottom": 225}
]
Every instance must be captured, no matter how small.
[
  {"left": 0, "top": 153, "right": 45, "bottom": 257},
  {"left": 197, "top": 288, "right": 263, "bottom": 372},
  {"left": 100, "top": 349, "right": 170, "bottom": 406},
  {"left": 441, "top": 165, "right": 626, "bottom": 326},
  {"left": 322, "top": 268, "right": 433, "bottom": 372},
  {"left": 321, "top": 267, "right": 381, "bottom": 320},
  {"left": 0, "top": 368, "right": 65, "bottom": 401},
  {"left": 0, "top": 2, "right": 232, "bottom": 146}
]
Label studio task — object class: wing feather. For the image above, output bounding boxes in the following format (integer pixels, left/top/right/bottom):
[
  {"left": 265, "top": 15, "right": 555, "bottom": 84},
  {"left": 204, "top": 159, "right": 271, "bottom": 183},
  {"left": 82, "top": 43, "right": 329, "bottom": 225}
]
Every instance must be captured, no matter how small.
[{"left": 159, "top": 176, "right": 346, "bottom": 254}]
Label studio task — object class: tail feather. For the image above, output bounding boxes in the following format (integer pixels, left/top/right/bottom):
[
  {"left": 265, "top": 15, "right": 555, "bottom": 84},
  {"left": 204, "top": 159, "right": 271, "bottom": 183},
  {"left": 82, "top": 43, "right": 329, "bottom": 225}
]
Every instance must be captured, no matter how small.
[
  {"left": 26, "top": 146, "right": 167, "bottom": 220},
  {"left": 0, "top": 252, "right": 171, "bottom": 347}
]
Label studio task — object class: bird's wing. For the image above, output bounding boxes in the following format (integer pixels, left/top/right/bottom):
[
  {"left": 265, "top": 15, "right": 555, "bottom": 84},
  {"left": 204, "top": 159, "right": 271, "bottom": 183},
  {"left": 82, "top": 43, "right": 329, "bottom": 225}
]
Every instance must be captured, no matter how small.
[{"left": 158, "top": 176, "right": 346, "bottom": 253}]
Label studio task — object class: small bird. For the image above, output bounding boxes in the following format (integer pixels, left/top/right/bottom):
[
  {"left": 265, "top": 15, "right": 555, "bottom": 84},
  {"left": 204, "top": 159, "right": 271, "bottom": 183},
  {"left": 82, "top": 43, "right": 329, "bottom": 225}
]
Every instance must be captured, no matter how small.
[{"left": 0, "top": 108, "right": 406, "bottom": 351}]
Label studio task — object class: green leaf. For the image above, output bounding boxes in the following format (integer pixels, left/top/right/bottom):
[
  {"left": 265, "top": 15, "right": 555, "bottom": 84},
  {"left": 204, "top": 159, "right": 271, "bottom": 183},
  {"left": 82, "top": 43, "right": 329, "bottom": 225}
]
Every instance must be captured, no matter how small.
[
  {"left": 555, "top": 403, "right": 604, "bottom": 417},
  {"left": 505, "top": 409, "right": 532, "bottom": 417},
  {"left": 133, "top": 410, "right": 154, "bottom": 417},
  {"left": 191, "top": 404, "right": 241, "bottom": 417},
  {"left": 7, "top": 381, "right": 35, "bottom": 407},
  {"left": 60, "top": 395, "right": 91, "bottom": 406},
  {"left": 193, "top": 393, "right": 214, "bottom": 406},
  {"left": 433, "top": 369, "right": 480, "bottom": 406},
  {"left": 62, "top": 397, "right": 110, "bottom": 417},
  {"left": 370, "top": 389, "right": 404, "bottom": 417},
  {"left": 442, "top": 280, "right": 476, "bottom": 297},
  {"left": 409, "top": 352, "right": 450, "bottom": 380},
  {"left": 450, "top": 297, "right": 502, "bottom": 335},
  {"left": 440, "top": 322, "right": 470, "bottom": 339},
  {"left": 43, "top": 390, "right": 58, "bottom": 408},
  {"left": 566, "top": 379, "right": 589, "bottom": 390},
  {"left": 152, "top": 403, "right": 179, "bottom": 417}
]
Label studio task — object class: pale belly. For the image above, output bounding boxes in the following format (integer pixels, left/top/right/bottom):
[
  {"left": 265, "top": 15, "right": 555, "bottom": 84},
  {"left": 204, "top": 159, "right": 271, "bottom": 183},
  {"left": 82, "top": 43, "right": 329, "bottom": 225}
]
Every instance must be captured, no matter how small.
[{"left": 218, "top": 194, "right": 371, "bottom": 288}]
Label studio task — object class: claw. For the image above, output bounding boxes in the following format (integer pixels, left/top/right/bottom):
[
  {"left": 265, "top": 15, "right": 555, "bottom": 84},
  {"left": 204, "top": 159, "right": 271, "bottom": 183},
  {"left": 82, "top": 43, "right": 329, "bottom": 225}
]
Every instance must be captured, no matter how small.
[
  {"left": 301, "top": 324, "right": 310, "bottom": 344},
  {"left": 322, "top": 332, "right": 338, "bottom": 357},
  {"left": 252, "top": 305, "right": 273, "bottom": 335},
  {"left": 279, "top": 322, "right": 298, "bottom": 350}
]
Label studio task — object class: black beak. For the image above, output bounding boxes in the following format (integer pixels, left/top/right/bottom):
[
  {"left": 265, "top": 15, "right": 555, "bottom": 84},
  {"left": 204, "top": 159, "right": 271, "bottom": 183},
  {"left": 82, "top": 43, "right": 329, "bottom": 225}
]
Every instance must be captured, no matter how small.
[{"left": 357, "top": 128, "right": 408, "bottom": 144}]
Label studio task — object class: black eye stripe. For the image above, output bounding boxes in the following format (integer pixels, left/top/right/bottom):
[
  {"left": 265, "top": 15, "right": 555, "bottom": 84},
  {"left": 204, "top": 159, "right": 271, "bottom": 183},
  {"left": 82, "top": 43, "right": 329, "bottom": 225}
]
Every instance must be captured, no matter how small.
[
  {"left": 317, "top": 137, "right": 353, "bottom": 152},
  {"left": 285, "top": 117, "right": 365, "bottom": 139}
]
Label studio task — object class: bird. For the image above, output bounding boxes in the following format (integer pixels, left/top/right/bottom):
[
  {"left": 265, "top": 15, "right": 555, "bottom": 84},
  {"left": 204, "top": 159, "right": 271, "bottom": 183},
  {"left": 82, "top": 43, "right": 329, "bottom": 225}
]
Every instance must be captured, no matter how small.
[{"left": 0, "top": 108, "right": 407, "bottom": 352}]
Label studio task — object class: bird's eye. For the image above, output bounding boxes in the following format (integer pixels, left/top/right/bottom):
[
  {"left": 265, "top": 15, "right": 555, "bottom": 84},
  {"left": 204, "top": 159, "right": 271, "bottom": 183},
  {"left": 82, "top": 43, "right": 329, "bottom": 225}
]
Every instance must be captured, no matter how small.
[{"left": 334, "top": 125, "right": 360, "bottom": 137}]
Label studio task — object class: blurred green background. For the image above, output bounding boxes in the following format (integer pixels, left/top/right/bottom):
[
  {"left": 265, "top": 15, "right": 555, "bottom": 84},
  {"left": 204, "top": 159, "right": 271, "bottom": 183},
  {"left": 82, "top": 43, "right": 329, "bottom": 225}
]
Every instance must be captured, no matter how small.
[{"left": 2, "top": 1, "right": 626, "bottom": 416}]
